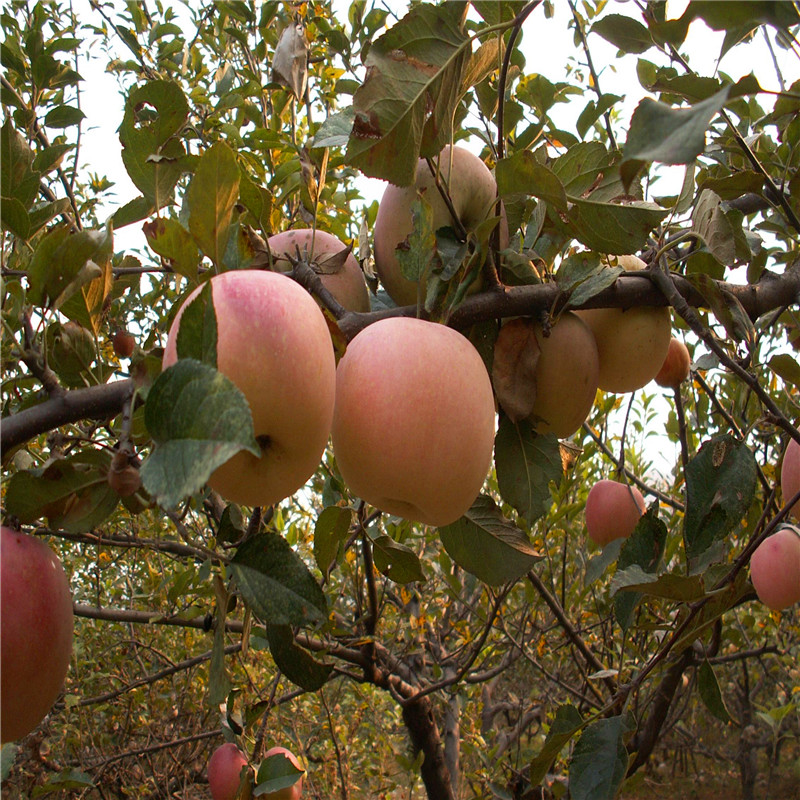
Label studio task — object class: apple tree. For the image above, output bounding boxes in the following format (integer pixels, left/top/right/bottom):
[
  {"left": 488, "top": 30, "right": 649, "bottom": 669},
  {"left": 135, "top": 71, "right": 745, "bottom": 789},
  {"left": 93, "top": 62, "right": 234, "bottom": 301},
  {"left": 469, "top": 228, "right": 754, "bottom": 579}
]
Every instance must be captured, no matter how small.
[{"left": 2, "top": 1, "right": 800, "bottom": 798}]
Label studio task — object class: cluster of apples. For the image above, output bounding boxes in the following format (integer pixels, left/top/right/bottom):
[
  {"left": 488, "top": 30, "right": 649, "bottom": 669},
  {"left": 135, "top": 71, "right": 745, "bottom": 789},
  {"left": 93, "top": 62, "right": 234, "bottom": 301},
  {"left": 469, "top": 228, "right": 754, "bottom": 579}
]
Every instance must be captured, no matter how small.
[{"left": 208, "top": 743, "right": 303, "bottom": 800}]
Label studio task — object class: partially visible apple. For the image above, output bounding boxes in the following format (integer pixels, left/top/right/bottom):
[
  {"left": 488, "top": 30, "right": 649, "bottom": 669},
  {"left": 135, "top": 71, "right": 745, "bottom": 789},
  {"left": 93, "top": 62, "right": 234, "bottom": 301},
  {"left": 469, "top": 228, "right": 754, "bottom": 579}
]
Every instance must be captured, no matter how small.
[
  {"left": 163, "top": 270, "right": 337, "bottom": 507},
  {"left": 208, "top": 743, "right": 250, "bottom": 800},
  {"left": 267, "top": 228, "right": 371, "bottom": 313},
  {"left": 260, "top": 746, "right": 304, "bottom": 800},
  {"left": 112, "top": 329, "right": 136, "bottom": 359},
  {"left": 781, "top": 437, "right": 800, "bottom": 519},
  {"left": 654, "top": 337, "right": 691, "bottom": 388},
  {"left": 750, "top": 526, "right": 800, "bottom": 610},
  {"left": 529, "top": 312, "right": 599, "bottom": 438},
  {"left": 331, "top": 317, "right": 496, "bottom": 526},
  {"left": 585, "top": 479, "right": 647, "bottom": 546},
  {"left": 576, "top": 255, "right": 672, "bottom": 393},
  {"left": 373, "top": 145, "right": 507, "bottom": 307},
  {"left": 1, "top": 526, "right": 74, "bottom": 743}
]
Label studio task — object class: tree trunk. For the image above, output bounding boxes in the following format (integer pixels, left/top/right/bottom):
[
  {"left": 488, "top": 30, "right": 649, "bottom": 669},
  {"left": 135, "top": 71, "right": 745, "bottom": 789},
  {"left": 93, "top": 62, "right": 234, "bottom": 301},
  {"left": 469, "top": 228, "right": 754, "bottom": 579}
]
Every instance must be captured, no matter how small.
[{"left": 402, "top": 695, "right": 454, "bottom": 800}]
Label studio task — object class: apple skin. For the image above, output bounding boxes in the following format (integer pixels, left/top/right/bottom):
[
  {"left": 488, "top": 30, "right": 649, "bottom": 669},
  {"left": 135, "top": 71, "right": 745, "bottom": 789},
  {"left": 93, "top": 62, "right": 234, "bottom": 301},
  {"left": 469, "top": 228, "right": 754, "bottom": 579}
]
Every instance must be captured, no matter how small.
[
  {"left": 576, "top": 255, "right": 672, "bottom": 393},
  {"left": 374, "top": 145, "right": 507, "bottom": 307},
  {"left": 529, "top": 312, "right": 599, "bottom": 438},
  {"left": 267, "top": 229, "right": 371, "bottom": 313},
  {"left": 208, "top": 743, "right": 250, "bottom": 800},
  {"left": 163, "top": 270, "right": 337, "bottom": 507},
  {"left": 750, "top": 526, "right": 800, "bottom": 610},
  {"left": 260, "top": 746, "right": 304, "bottom": 800},
  {"left": 1, "top": 526, "right": 73, "bottom": 743},
  {"left": 654, "top": 337, "right": 691, "bottom": 388},
  {"left": 331, "top": 317, "right": 496, "bottom": 526},
  {"left": 781, "top": 437, "right": 800, "bottom": 520},
  {"left": 585, "top": 480, "right": 647, "bottom": 546}
]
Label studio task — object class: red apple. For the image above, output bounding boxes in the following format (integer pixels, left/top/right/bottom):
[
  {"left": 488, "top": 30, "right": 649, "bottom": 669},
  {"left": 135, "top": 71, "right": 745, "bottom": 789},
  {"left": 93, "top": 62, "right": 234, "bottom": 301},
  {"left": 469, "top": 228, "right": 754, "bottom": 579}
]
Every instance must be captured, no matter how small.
[
  {"left": 331, "top": 317, "right": 496, "bottom": 526},
  {"left": 112, "top": 329, "right": 136, "bottom": 359},
  {"left": 528, "top": 312, "right": 599, "bottom": 438},
  {"left": 576, "top": 255, "right": 672, "bottom": 393},
  {"left": 259, "top": 746, "right": 304, "bottom": 800},
  {"left": 585, "top": 479, "right": 647, "bottom": 546},
  {"left": 654, "top": 337, "right": 691, "bottom": 388},
  {"left": 373, "top": 145, "right": 507, "bottom": 307},
  {"left": 208, "top": 743, "right": 250, "bottom": 800},
  {"left": 163, "top": 270, "right": 336, "bottom": 507},
  {"left": 750, "top": 526, "right": 800, "bottom": 610},
  {"left": 781, "top": 437, "right": 800, "bottom": 519},
  {"left": 267, "top": 228, "right": 371, "bottom": 312},
  {"left": 1, "top": 526, "right": 74, "bottom": 742}
]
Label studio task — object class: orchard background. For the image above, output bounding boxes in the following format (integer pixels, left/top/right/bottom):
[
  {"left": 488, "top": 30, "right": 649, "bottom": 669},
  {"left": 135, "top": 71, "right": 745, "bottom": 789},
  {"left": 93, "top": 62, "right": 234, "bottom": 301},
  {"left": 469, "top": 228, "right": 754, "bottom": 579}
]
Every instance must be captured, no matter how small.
[{"left": 2, "top": 0, "right": 800, "bottom": 798}]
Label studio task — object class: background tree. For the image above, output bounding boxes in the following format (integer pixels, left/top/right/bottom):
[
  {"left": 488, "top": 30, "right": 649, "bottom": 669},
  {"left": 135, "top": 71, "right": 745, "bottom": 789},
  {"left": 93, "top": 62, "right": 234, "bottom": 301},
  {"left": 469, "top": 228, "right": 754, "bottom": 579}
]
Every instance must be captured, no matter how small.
[{"left": 2, "top": 1, "right": 800, "bottom": 799}]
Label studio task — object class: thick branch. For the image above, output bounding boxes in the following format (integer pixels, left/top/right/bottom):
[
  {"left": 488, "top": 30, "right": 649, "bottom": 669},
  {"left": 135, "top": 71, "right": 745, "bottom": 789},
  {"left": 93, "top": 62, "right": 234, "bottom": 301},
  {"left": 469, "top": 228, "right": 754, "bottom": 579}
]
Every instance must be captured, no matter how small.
[{"left": 73, "top": 602, "right": 244, "bottom": 632}]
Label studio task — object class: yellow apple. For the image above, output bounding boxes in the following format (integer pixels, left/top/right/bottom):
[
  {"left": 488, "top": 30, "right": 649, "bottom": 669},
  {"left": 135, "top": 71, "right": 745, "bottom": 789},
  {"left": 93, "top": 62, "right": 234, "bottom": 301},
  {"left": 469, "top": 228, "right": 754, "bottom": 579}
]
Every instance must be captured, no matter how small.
[
  {"left": 585, "top": 479, "right": 646, "bottom": 546},
  {"left": 1, "top": 526, "right": 73, "bottom": 743},
  {"left": 331, "top": 317, "right": 496, "bottom": 526},
  {"left": 529, "top": 312, "right": 600, "bottom": 438},
  {"left": 163, "top": 270, "right": 336, "bottom": 507},
  {"left": 267, "top": 228, "right": 371, "bottom": 313},
  {"left": 576, "top": 255, "right": 671, "bottom": 393},
  {"left": 373, "top": 145, "right": 507, "bottom": 307}
]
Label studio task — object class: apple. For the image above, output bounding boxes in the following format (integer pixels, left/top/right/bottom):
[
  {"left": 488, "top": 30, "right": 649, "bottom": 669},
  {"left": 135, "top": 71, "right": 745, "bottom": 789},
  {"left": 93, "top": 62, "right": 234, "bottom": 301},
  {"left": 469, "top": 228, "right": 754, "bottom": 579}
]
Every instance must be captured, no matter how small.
[
  {"left": 373, "top": 145, "right": 507, "bottom": 307},
  {"left": 781, "top": 437, "right": 800, "bottom": 519},
  {"left": 331, "top": 317, "right": 496, "bottom": 526},
  {"left": 267, "top": 228, "right": 371, "bottom": 313},
  {"left": 749, "top": 526, "right": 800, "bottom": 610},
  {"left": 576, "top": 255, "right": 672, "bottom": 393},
  {"left": 208, "top": 743, "right": 250, "bottom": 800},
  {"left": 163, "top": 270, "right": 337, "bottom": 507},
  {"left": 259, "top": 746, "right": 304, "bottom": 800},
  {"left": 654, "top": 337, "right": 691, "bottom": 388},
  {"left": 1, "top": 526, "right": 73, "bottom": 743},
  {"left": 112, "top": 329, "right": 136, "bottom": 359},
  {"left": 528, "top": 312, "right": 600, "bottom": 438},
  {"left": 585, "top": 479, "right": 647, "bottom": 546}
]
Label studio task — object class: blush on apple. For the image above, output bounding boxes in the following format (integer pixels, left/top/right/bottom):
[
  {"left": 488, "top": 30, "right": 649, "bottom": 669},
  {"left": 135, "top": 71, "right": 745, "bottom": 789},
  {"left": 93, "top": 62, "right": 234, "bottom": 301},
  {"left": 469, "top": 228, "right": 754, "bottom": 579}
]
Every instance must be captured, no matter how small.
[
  {"left": 1, "top": 526, "right": 74, "bottom": 743},
  {"left": 208, "top": 743, "right": 250, "bottom": 800},
  {"left": 585, "top": 479, "right": 647, "bottom": 546},
  {"left": 654, "top": 337, "right": 691, "bottom": 388},
  {"left": 331, "top": 317, "right": 496, "bottom": 526},
  {"left": 163, "top": 270, "right": 337, "bottom": 507},
  {"left": 780, "top": 437, "right": 800, "bottom": 519},
  {"left": 259, "top": 746, "right": 304, "bottom": 800}
]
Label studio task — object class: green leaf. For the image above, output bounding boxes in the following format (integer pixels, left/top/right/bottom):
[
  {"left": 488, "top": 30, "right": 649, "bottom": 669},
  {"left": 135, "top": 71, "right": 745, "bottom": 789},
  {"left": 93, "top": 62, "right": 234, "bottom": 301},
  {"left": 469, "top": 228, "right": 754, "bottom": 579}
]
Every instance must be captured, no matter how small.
[
  {"left": 683, "top": 273, "right": 755, "bottom": 345},
  {"left": 30, "top": 768, "right": 94, "bottom": 797},
  {"left": 140, "top": 359, "right": 260, "bottom": 509},
  {"left": 142, "top": 217, "right": 200, "bottom": 281},
  {"left": 310, "top": 107, "right": 355, "bottom": 149},
  {"left": 1, "top": 119, "right": 40, "bottom": 209},
  {"left": 613, "top": 507, "right": 667, "bottom": 632},
  {"left": 369, "top": 533, "right": 425, "bottom": 584},
  {"left": 439, "top": 495, "right": 542, "bottom": 586},
  {"left": 691, "top": 189, "right": 750, "bottom": 268},
  {"left": 471, "top": 1, "right": 525, "bottom": 25},
  {"left": 266, "top": 624, "right": 333, "bottom": 691},
  {"left": 621, "top": 87, "right": 732, "bottom": 188},
  {"left": 612, "top": 568, "right": 707, "bottom": 602},
  {"left": 231, "top": 533, "right": 328, "bottom": 627},
  {"left": 769, "top": 354, "right": 800, "bottom": 388},
  {"left": 119, "top": 79, "right": 189, "bottom": 207},
  {"left": 495, "top": 417, "right": 562, "bottom": 522},
  {"left": 395, "top": 196, "right": 436, "bottom": 287},
  {"left": 1, "top": 744, "right": 18, "bottom": 782},
  {"left": 187, "top": 141, "right": 240, "bottom": 267},
  {"left": 175, "top": 281, "right": 218, "bottom": 366},
  {"left": 0, "top": 196, "right": 30, "bottom": 239},
  {"left": 255, "top": 751, "right": 304, "bottom": 796},
  {"left": 568, "top": 715, "right": 634, "bottom": 800},
  {"left": 684, "top": 434, "right": 758, "bottom": 564},
  {"left": 565, "top": 197, "right": 668, "bottom": 254},
  {"left": 314, "top": 506, "right": 353, "bottom": 576},
  {"left": 698, "top": 658, "right": 731, "bottom": 723},
  {"left": 111, "top": 196, "right": 155, "bottom": 229},
  {"left": 591, "top": 14, "right": 653, "bottom": 54},
  {"left": 5, "top": 450, "right": 119, "bottom": 534},
  {"left": 43, "top": 104, "right": 85, "bottom": 128},
  {"left": 529, "top": 704, "right": 584, "bottom": 786},
  {"left": 345, "top": 2, "right": 471, "bottom": 185},
  {"left": 496, "top": 151, "right": 567, "bottom": 212}
]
